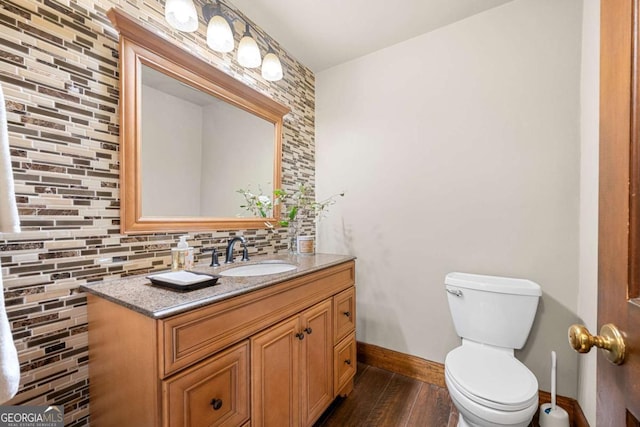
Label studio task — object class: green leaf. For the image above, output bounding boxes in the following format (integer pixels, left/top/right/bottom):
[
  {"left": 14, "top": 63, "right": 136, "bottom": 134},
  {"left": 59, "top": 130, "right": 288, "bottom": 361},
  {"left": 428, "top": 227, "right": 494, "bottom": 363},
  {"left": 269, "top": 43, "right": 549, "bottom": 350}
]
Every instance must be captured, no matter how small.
[{"left": 288, "top": 206, "right": 298, "bottom": 221}]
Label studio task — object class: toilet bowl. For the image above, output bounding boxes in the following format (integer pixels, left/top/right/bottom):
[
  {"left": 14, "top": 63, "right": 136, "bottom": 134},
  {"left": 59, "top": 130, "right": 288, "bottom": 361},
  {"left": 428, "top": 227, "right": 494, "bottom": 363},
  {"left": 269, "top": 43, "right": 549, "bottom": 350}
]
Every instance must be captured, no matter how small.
[
  {"left": 444, "top": 272, "right": 541, "bottom": 427},
  {"left": 445, "top": 343, "right": 539, "bottom": 427}
]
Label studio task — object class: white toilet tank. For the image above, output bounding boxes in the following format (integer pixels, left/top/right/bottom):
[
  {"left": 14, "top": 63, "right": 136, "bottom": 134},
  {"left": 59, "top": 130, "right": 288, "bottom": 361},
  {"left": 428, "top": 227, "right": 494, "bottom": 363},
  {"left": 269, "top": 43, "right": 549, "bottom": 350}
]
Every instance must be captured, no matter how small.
[{"left": 445, "top": 272, "right": 541, "bottom": 350}]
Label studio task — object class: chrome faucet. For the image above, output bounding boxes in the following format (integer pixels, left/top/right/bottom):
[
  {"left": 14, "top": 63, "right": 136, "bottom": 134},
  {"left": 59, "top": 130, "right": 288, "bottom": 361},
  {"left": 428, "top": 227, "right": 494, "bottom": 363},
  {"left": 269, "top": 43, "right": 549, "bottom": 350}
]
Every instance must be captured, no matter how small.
[{"left": 224, "top": 236, "right": 249, "bottom": 264}]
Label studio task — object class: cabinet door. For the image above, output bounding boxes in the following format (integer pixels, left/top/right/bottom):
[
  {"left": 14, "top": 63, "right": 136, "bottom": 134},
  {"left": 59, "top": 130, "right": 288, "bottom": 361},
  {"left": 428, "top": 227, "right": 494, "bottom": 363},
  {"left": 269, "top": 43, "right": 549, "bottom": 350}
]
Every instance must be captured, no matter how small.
[
  {"left": 251, "top": 316, "right": 301, "bottom": 427},
  {"left": 163, "top": 341, "right": 250, "bottom": 427},
  {"left": 300, "top": 300, "right": 333, "bottom": 426}
]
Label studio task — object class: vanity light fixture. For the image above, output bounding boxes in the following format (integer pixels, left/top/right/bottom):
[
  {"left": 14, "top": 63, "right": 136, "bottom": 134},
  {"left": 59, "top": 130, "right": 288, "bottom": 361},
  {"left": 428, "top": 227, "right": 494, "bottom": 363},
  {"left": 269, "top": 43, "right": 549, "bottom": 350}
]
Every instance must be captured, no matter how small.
[
  {"left": 202, "top": 2, "right": 234, "bottom": 52},
  {"left": 165, "top": 0, "right": 285, "bottom": 81},
  {"left": 237, "top": 23, "right": 262, "bottom": 68},
  {"left": 262, "top": 47, "right": 284, "bottom": 81},
  {"left": 165, "top": 0, "right": 199, "bottom": 32}
]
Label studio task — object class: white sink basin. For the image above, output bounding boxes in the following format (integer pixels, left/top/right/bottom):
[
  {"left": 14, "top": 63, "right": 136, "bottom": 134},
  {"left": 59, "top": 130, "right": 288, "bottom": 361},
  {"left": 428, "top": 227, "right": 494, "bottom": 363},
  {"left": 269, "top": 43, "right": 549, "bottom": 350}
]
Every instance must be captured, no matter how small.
[{"left": 219, "top": 262, "right": 297, "bottom": 277}]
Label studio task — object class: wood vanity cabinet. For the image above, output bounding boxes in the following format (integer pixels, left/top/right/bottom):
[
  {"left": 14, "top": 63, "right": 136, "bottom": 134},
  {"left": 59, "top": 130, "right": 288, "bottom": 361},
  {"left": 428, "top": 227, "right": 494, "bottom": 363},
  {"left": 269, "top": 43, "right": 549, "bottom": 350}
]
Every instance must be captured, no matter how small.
[{"left": 87, "top": 260, "right": 356, "bottom": 427}]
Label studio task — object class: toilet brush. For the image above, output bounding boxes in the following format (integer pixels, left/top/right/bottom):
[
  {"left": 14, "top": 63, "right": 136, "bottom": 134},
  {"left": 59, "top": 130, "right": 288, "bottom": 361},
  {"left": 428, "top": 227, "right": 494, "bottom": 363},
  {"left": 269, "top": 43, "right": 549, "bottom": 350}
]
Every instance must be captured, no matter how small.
[{"left": 539, "top": 351, "right": 570, "bottom": 427}]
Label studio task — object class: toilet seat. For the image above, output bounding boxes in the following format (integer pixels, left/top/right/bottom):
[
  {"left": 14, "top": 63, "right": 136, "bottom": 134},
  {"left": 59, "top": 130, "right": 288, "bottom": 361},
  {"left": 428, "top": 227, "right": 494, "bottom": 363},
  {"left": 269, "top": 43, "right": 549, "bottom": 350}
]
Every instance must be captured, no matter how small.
[
  {"left": 445, "top": 346, "right": 538, "bottom": 411},
  {"left": 446, "top": 371, "right": 539, "bottom": 427}
]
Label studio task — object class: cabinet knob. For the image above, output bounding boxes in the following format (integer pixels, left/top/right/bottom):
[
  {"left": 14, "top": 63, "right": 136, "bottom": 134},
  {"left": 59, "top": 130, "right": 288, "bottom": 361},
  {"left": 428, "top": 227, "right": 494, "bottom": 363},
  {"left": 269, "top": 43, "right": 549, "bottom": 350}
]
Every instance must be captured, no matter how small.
[
  {"left": 304, "top": 327, "right": 313, "bottom": 335},
  {"left": 210, "top": 398, "right": 223, "bottom": 410},
  {"left": 295, "top": 332, "right": 305, "bottom": 340},
  {"left": 343, "top": 311, "right": 351, "bottom": 317},
  {"left": 344, "top": 359, "right": 352, "bottom": 365}
]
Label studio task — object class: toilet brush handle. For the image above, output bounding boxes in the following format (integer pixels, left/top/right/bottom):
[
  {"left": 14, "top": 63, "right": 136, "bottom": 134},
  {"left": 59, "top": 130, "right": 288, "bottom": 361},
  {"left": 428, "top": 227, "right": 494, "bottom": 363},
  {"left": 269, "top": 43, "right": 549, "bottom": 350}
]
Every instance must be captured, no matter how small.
[{"left": 551, "top": 351, "right": 557, "bottom": 410}]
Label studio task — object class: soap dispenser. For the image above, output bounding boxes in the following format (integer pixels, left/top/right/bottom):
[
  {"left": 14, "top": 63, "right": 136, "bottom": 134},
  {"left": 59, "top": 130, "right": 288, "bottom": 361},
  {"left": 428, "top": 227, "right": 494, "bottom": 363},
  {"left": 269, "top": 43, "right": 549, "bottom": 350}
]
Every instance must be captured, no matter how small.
[{"left": 171, "top": 236, "right": 194, "bottom": 271}]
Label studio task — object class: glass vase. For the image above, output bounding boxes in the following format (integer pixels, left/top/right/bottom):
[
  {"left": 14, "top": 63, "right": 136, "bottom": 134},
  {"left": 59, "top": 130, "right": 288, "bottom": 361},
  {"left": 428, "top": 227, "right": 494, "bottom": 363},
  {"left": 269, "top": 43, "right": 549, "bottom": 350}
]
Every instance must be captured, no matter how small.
[{"left": 287, "top": 218, "right": 301, "bottom": 254}]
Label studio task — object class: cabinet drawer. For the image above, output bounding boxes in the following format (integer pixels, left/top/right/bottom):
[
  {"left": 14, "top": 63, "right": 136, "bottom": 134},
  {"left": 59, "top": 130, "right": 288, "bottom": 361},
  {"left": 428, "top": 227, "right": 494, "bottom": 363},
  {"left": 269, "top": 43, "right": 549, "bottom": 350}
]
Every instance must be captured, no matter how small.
[
  {"left": 333, "top": 287, "right": 355, "bottom": 343},
  {"left": 163, "top": 341, "right": 250, "bottom": 427},
  {"left": 334, "top": 332, "right": 356, "bottom": 395},
  {"left": 161, "top": 261, "right": 355, "bottom": 376}
]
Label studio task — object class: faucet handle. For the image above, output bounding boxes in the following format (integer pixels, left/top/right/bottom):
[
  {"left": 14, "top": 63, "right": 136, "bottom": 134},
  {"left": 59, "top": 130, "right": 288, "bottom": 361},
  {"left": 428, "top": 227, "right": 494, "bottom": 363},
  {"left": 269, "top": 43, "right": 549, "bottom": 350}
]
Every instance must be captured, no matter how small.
[
  {"left": 202, "top": 247, "right": 220, "bottom": 267},
  {"left": 241, "top": 246, "right": 249, "bottom": 262}
]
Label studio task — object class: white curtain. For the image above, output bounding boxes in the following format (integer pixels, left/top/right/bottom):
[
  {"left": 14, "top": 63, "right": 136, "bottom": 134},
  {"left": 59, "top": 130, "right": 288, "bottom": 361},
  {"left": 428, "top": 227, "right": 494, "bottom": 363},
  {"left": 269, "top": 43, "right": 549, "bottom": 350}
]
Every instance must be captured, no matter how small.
[{"left": 0, "top": 82, "right": 21, "bottom": 403}]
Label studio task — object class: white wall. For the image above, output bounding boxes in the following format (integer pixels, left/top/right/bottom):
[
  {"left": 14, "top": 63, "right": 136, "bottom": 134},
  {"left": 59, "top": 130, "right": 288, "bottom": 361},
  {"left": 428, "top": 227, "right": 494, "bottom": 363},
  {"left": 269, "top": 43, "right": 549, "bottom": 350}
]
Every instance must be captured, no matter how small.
[
  {"left": 577, "top": 0, "right": 599, "bottom": 424},
  {"left": 141, "top": 85, "right": 202, "bottom": 216},
  {"left": 316, "top": 0, "right": 584, "bottom": 398},
  {"left": 200, "top": 101, "right": 274, "bottom": 217}
]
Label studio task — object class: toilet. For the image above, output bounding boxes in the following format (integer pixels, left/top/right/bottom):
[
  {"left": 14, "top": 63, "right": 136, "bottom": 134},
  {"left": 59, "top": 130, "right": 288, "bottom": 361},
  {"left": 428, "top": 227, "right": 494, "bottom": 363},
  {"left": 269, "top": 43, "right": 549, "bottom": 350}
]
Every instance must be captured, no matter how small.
[{"left": 444, "top": 272, "right": 541, "bottom": 427}]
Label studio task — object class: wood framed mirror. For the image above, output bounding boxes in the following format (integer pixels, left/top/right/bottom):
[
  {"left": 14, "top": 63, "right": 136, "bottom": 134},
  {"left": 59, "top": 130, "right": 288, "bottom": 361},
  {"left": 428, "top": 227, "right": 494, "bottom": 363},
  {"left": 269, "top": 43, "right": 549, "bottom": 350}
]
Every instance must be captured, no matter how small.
[{"left": 108, "top": 8, "right": 289, "bottom": 234}]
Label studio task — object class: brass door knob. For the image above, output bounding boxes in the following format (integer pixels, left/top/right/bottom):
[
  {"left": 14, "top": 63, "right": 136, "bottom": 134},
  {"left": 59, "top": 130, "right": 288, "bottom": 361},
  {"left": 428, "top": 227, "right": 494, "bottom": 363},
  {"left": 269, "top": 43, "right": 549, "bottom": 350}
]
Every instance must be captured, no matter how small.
[{"left": 568, "top": 323, "right": 626, "bottom": 365}]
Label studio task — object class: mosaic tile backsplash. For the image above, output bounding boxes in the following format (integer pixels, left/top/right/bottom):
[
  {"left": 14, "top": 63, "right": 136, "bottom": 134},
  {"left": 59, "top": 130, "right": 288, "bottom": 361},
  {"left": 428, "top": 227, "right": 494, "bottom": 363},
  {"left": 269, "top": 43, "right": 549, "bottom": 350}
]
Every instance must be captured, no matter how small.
[{"left": 0, "top": 0, "right": 315, "bottom": 425}]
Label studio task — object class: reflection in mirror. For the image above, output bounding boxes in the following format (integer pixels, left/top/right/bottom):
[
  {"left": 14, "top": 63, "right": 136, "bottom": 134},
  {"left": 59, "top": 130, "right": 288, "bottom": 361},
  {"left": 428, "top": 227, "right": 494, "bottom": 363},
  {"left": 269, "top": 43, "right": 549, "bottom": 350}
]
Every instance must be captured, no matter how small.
[{"left": 140, "top": 65, "right": 274, "bottom": 218}]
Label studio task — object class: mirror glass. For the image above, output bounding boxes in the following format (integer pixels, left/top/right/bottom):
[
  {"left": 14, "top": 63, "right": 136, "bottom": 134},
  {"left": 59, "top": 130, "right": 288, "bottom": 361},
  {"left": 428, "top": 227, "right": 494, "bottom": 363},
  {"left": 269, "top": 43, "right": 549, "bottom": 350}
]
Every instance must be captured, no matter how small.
[
  {"left": 108, "top": 7, "right": 289, "bottom": 233},
  {"left": 140, "top": 65, "right": 274, "bottom": 218}
]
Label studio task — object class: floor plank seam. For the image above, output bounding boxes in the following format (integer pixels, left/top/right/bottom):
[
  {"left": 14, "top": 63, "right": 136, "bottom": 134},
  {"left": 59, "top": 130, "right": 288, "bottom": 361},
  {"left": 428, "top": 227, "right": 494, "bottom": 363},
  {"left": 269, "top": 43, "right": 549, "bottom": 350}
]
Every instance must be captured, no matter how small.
[
  {"left": 402, "top": 380, "right": 425, "bottom": 427},
  {"left": 362, "top": 370, "right": 395, "bottom": 426}
]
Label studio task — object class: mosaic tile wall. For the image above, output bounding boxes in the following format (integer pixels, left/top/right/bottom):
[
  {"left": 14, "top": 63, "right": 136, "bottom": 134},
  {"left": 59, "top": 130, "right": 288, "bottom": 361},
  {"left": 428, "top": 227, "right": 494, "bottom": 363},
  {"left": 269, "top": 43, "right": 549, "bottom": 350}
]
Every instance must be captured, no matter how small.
[{"left": 0, "top": 0, "right": 315, "bottom": 425}]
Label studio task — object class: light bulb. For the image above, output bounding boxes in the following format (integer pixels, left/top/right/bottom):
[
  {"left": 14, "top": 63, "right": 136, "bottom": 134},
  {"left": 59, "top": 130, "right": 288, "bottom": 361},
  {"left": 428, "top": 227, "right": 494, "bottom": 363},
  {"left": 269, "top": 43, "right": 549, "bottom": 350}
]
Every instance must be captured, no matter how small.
[
  {"left": 237, "top": 27, "right": 261, "bottom": 68},
  {"left": 165, "top": 0, "right": 198, "bottom": 32},
  {"left": 207, "top": 15, "right": 234, "bottom": 52},
  {"left": 262, "top": 50, "right": 283, "bottom": 81}
]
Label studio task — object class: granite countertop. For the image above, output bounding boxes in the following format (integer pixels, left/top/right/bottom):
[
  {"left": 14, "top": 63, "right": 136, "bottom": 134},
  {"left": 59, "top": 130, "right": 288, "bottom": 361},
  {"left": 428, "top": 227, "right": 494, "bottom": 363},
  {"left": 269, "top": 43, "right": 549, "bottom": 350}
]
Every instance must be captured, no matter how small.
[{"left": 81, "top": 253, "right": 355, "bottom": 319}]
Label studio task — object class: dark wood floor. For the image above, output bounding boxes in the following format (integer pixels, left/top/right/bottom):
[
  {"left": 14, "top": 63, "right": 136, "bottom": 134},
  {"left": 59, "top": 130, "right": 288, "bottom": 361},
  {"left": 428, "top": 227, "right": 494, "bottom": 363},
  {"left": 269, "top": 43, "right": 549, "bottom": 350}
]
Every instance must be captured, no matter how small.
[
  {"left": 314, "top": 362, "right": 459, "bottom": 427},
  {"left": 315, "top": 362, "right": 543, "bottom": 427}
]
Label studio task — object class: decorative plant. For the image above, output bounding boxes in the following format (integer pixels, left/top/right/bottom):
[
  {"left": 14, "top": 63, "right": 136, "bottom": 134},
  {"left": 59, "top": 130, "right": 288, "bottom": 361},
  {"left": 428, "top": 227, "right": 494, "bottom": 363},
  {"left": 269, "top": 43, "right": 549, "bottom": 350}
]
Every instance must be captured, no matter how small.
[{"left": 237, "top": 184, "right": 344, "bottom": 229}]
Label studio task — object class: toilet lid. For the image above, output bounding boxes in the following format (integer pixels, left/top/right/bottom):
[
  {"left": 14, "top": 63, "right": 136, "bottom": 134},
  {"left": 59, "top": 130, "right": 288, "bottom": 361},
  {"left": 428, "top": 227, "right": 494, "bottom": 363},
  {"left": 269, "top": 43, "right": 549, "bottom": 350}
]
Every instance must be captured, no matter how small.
[{"left": 445, "top": 346, "right": 538, "bottom": 411}]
